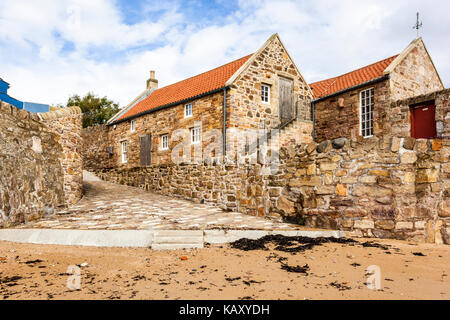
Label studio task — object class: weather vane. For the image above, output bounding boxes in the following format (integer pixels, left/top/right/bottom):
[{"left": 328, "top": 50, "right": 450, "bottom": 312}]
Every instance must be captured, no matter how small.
[{"left": 413, "top": 12, "right": 423, "bottom": 38}]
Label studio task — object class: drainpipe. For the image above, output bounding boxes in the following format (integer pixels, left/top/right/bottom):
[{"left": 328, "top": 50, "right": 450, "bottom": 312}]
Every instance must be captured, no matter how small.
[
  {"left": 311, "top": 100, "right": 316, "bottom": 142},
  {"left": 223, "top": 87, "right": 227, "bottom": 158}
]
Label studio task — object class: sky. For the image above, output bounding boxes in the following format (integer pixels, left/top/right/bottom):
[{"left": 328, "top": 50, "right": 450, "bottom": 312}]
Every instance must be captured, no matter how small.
[{"left": 0, "top": 0, "right": 449, "bottom": 107}]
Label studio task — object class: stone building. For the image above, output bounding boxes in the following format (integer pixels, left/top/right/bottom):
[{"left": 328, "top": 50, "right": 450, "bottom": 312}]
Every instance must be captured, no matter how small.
[
  {"left": 101, "top": 34, "right": 313, "bottom": 168},
  {"left": 309, "top": 38, "right": 445, "bottom": 142}
]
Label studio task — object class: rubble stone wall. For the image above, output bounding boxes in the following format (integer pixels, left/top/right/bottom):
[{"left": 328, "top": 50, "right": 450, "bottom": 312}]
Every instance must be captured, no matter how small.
[
  {"left": 0, "top": 102, "right": 82, "bottom": 228},
  {"left": 39, "top": 107, "right": 83, "bottom": 205},
  {"left": 82, "top": 124, "right": 115, "bottom": 170},
  {"left": 92, "top": 133, "right": 448, "bottom": 244},
  {"left": 269, "top": 136, "right": 448, "bottom": 244}
]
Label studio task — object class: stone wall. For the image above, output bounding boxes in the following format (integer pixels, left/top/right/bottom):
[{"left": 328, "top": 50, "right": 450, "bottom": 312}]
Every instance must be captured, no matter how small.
[
  {"left": 39, "top": 107, "right": 83, "bottom": 205},
  {"left": 92, "top": 132, "right": 448, "bottom": 244},
  {"left": 82, "top": 124, "right": 115, "bottom": 170},
  {"left": 269, "top": 136, "right": 448, "bottom": 244},
  {"left": 0, "top": 101, "right": 82, "bottom": 228}
]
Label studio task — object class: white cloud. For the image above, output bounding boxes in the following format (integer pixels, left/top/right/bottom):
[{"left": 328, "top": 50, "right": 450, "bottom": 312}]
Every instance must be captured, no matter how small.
[{"left": 0, "top": 0, "right": 448, "bottom": 107}]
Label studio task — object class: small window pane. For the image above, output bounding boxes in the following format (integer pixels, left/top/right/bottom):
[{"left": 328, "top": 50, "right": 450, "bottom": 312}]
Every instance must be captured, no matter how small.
[
  {"left": 191, "top": 127, "right": 201, "bottom": 144},
  {"left": 360, "top": 88, "right": 374, "bottom": 137},
  {"left": 261, "top": 85, "right": 270, "bottom": 103},
  {"left": 121, "top": 141, "right": 127, "bottom": 163},
  {"left": 161, "top": 134, "right": 169, "bottom": 150},
  {"left": 185, "top": 103, "right": 193, "bottom": 118}
]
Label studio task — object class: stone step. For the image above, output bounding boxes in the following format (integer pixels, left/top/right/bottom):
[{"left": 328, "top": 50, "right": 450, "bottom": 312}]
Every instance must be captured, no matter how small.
[
  {"left": 151, "top": 243, "right": 204, "bottom": 250},
  {"left": 151, "top": 230, "right": 204, "bottom": 250}
]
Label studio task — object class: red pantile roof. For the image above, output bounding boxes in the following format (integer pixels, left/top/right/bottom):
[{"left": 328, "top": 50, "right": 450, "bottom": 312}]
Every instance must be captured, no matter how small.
[
  {"left": 309, "top": 55, "right": 399, "bottom": 99},
  {"left": 117, "top": 54, "right": 253, "bottom": 122}
]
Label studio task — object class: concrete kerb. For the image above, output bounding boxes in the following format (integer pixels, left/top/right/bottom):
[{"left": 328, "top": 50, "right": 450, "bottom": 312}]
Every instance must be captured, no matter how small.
[
  {"left": 0, "top": 229, "right": 346, "bottom": 249},
  {"left": 0, "top": 229, "right": 153, "bottom": 248}
]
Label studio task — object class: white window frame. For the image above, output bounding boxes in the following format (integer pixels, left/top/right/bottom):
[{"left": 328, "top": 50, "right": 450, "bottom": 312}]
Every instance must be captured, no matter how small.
[
  {"left": 121, "top": 141, "right": 128, "bottom": 163},
  {"left": 184, "top": 103, "right": 193, "bottom": 118},
  {"left": 190, "top": 126, "right": 201, "bottom": 144},
  {"left": 261, "top": 84, "right": 270, "bottom": 104},
  {"left": 360, "top": 88, "right": 374, "bottom": 138},
  {"left": 161, "top": 134, "right": 169, "bottom": 150},
  {"left": 130, "top": 119, "right": 136, "bottom": 132}
]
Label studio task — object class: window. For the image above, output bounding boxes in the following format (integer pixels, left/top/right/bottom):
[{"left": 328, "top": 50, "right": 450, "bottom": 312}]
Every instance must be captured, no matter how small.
[
  {"left": 261, "top": 84, "right": 270, "bottom": 103},
  {"left": 121, "top": 141, "right": 127, "bottom": 163},
  {"left": 360, "top": 88, "right": 374, "bottom": 137},
  {"left": 184, "top": 103, "right": 193, "bottom": 118},
  {"left": 130, "top": 120, "right": 136, "bottom": 132},
  {"left": 161, "top": 134, "right": 169, "bottom": 150},
  {"left": 191, "top": 126, "right": 201, "bottom": 144}
]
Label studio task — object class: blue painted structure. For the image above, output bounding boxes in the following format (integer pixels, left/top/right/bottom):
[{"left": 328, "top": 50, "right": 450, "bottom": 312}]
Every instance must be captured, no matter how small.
[
  {"left": 0, "top": 78, "right": 24, "bottom": 109},
  {"left": 0, "top": 77, "right": 50, "bottom": 113},
  {"left": 23, "top": 102, "right": 50, "bottom": 113}
]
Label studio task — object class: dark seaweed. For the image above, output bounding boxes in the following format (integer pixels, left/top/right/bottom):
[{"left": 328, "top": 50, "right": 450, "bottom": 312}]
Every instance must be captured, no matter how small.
[
  {"left": 230, "top": 235, "right": 357, "bottom": 252},
  {"left": 280, "top": 263, "right": 309, "bottom": 274}
]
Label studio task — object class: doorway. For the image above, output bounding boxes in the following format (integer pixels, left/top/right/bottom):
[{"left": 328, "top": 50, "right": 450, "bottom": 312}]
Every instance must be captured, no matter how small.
[
  {"left": 278, "top": 76, "right": 294, "bottom": 123},
  {"left": 410, "top": 104, "right": 437, "bottom": 139}
]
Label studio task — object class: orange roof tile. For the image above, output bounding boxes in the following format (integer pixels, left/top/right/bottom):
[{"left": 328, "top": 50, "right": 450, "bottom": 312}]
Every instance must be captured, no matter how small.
[
  {"left": 309, "top": 55, "right": 399, "bottom": 99},
  {"left": 117, "top": 54, "right": 253, "bottom": 122}
]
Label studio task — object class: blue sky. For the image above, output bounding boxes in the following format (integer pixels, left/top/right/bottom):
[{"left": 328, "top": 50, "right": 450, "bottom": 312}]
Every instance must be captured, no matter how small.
[{"left": 0, "top": 0, "right": 449, "bottom": 106}]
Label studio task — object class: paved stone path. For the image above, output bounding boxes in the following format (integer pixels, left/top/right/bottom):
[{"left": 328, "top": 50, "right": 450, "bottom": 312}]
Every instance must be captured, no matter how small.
[{"left": 17, "top": 171, "right": 303, "bottom": 231}]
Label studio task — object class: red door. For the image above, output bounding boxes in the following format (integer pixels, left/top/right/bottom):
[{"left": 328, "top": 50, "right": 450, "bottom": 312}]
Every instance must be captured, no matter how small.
[{"left": 410, "top": 104, "right": 437, "bottom": 139}]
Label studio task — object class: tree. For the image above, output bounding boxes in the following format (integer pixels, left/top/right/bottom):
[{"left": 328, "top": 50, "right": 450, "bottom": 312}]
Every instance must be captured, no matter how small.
[{"left": 66, "top": 92, "right": 120, "bottom": 128}]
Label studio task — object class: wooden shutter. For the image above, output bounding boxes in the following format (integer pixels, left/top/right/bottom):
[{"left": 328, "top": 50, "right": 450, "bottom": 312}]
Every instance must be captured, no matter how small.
[
  {"left": 140, "top": 134, "right": 152, "bottom": 166},
  {"left": 279, "top": 77, "right": 294, "bottom": 122}
]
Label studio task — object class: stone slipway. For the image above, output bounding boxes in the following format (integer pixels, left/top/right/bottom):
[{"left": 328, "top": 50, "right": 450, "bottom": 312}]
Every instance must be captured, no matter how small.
[{"left": 0, "top": 229, "right": 346, "bottom": 249}]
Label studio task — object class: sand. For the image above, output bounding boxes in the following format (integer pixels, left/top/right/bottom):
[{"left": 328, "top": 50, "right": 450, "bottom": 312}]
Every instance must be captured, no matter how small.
[{"left": 0, "top": 238, "right": 448, "bottom": 300}]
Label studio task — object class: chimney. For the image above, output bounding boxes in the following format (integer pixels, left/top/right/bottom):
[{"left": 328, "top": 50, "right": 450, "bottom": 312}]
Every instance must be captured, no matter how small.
[{"left": 146, "top": 70, "right": 158, "bottom": 90}]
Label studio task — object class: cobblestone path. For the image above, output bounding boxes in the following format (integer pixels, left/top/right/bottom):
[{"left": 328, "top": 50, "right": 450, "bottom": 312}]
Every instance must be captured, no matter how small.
[{"left": 17, "top": 172, "right": 302, "bottom": 230}]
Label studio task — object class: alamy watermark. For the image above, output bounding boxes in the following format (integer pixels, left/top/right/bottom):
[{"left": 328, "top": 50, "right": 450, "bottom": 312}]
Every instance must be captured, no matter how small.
[
  {"left": 366, "top": 265, "right": 381, "bottom": 290},
  {"left": 66, "top": 265, "right": 81, "bottom": 290},
  {"left": 168, "top": 123, "right": 281, "bottom": 174}
]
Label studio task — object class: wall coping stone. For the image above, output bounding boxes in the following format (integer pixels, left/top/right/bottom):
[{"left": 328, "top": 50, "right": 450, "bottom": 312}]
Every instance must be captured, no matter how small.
[{"left": 37, "top": 106, "right": 81, "bottom": 121}]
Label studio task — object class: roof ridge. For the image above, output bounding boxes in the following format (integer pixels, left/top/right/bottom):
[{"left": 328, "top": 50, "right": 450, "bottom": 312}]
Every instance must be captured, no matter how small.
[
  {"left": 310, "top": 54, "right": 399, "bottom": 86},
  {"left": 154, "top": 53, "right": 253, "bottom": 92},
  {"left": 114, "top": 52, "right": 253, "bottom": 123}
]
